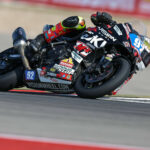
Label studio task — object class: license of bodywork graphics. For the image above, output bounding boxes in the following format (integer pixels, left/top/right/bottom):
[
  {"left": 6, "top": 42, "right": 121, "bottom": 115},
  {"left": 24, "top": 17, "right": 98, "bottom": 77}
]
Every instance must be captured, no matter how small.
[
  {"left": 71, "top": 51, "right": 83, "bottom": 63},
  {"left": 81, "top": 34, "right": 107, "bottom": 48},
  {"left": 54, "top": 64, "right": 75, "bottom": 74},
  {"left": 25, "top": 70, "right": 36, "bottom": 80},
  {"left": 130, "top": 33, "right": 144, "bottom": 55}
]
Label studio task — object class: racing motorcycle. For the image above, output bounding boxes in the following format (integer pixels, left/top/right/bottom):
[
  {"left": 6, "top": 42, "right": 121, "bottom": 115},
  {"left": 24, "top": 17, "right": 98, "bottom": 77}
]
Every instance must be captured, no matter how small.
[{"left": 0, "top": 23, "right": 142, "bottom": 98}]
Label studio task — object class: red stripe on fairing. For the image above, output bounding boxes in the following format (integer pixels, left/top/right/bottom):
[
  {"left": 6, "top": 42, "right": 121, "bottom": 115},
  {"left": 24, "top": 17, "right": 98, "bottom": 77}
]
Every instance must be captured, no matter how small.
[{"left": 0, "top": 134, "right": 143, "bottom": 150}]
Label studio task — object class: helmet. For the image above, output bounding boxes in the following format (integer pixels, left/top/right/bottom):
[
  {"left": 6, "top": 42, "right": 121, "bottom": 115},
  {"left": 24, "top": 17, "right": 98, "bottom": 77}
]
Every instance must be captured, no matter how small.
[{"left": 91, "top": 12, "right": 115, "bottom": 26}]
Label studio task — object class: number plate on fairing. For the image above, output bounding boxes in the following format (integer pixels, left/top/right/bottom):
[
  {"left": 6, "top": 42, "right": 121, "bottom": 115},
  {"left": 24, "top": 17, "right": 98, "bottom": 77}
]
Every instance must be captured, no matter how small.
[
  {"left": 25, "top": 70, "right": 36, "bottom": 80},
  {"left": 129, "top": 33, "right": 144, "bottom": 55}
]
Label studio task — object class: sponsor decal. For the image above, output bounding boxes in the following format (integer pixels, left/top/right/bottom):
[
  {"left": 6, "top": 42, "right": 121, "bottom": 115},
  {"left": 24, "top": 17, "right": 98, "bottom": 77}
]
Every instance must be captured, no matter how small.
[
  {"left": 60, "top": 61, "right": 73, "bottom": 68},
  {"left": 61, "top": 58, "right": 73, "bottom": 64},
  {"left": 74, "top": 41, "right": 92, "bottom": 57},
  {"left": 46, "top": 72, "right": 57, "bottom": 77},
  {"left": 25, "top": 70, "right": 36, "bottom": 80},
  {"left": 57, "top": 72, "right": 72, "bottom": 81},
  {"left": 40, "top": 67, "right": 47, "bottom": 76},
  {"left": 125, "top": 24, "right": 132, "bottom": 32},
  {"left": 136, "top": 60, "right": 146, "bottom": 71},
  {"left": 50, "top": 67, "right": 56, "bottom": 72},
  {"left": 81, "top": 34, "right": 107, "bottom": 48},
  {"left": 123, "top": 24, "right": 130, "bottom": 39},
  {"left": 130, "top": 33, "right": 144, "bottom": 55},
  {"left": 66, "top": 75, "right": 72, "bottom": 80},
  {"left": 54, "top": 64, "right": 75, "bottom": 74},
  {"left": 143, "top": 38, "right": 150, "bottom": 53},
  {"left": 40, "top": 70, "right": 46, "bottom": 76},
  {"left": 113, "top": 25, "right": 123, "bottom": 36},
  {"left": 37, "top": 68, "right": 71, "bottom": 84},
  {"left": 87, "top": 27, "right": 97, "bottom": 32},
  {"left": 99, "top": 27, "right": 117, "bottom": 42},
  {"left": 71, "top": 51, "right": 83, "bottom": 63},
  {"left": 60, "top": 58, "right": 73, "bottom": 68}
]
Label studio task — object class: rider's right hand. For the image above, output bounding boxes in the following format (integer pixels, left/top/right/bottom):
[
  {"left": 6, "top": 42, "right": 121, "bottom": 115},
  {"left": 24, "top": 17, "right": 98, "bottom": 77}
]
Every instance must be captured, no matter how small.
[
  {"left": 30, "top": 39, "right": 40, "bottom": 52},
  {"left": 91, "top": 11, "right": 116, "bottom": 26}
]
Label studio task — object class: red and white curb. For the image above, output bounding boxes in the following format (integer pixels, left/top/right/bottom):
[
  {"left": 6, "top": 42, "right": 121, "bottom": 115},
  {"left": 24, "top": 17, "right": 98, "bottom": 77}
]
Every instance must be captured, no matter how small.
[
  {"left": 0, "top": 134, "right": 146, "bottom": 150},
  {"left": 104, "top": 97, "right": 150, "bottom": 104}
]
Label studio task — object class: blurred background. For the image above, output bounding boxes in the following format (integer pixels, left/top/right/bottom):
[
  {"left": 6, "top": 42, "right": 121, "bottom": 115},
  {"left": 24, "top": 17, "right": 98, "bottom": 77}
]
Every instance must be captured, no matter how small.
[{"left": 0, "top": 0, "right": 150, "bottom": 96}]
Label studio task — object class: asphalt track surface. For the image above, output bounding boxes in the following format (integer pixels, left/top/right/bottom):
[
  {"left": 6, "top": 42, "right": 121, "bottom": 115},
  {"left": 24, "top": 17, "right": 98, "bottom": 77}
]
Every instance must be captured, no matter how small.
[
  {"left": 0, "top": 34, "right": 150, "bottom": 149},
  {"left": 0, "top": 91, "right": 150, "bottom": 149}
]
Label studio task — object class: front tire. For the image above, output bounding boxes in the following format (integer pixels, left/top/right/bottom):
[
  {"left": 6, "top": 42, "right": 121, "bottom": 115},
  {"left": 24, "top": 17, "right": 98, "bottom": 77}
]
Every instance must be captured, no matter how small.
[{"left": 74, "top": 57, "right": 131, "bottom": 99}]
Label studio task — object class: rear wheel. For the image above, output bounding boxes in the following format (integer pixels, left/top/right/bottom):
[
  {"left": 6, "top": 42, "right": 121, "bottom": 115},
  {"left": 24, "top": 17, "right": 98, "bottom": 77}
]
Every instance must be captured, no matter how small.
[
  {"left": 74, "top": 57, "right": 131, "bottom": 99},
  {"left": 0, "top": 48, "right": 24, "bottom": 91},
  {"left": 0, "top": 67, "right": 24, "bottom": 91}
]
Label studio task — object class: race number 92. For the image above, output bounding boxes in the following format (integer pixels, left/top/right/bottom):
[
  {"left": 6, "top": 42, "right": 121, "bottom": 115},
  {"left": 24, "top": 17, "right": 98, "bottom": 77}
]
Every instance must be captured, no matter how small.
[{"left": 25, "top": 70, "right": 36, "bottom": 80}]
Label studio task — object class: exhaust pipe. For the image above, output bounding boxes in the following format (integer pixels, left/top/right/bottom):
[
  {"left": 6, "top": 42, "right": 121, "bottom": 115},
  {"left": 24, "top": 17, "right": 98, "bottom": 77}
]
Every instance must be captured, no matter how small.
[{"left": 12, "top": 27, "right": 31, "bottom": 70}]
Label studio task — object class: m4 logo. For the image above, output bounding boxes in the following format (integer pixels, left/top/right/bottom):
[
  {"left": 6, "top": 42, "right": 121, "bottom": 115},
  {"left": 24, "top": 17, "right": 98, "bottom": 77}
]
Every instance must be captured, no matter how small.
[{"left": 81, "top": 35, "right": 107, "bottom": 48}]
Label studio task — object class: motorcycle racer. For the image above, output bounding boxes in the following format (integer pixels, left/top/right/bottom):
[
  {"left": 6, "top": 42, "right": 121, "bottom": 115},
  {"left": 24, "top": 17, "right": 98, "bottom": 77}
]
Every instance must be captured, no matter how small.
[
  {"left": 30, "top": 12, "right": 115, "bottom": 52},
  {"left": 30, "top": 11, "right": 150, "bottom": 69},
  {"left": 30, "top": 16, "right": 86, "bottom": 52},
  {"left": 27, "top": 12, "right": 150, "bottom": 95}
]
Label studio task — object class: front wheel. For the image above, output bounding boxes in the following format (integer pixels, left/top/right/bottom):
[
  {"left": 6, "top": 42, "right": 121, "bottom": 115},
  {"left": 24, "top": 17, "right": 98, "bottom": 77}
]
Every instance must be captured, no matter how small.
[{"left": 74, "top": 57, "right": 131, "bottom": 99}]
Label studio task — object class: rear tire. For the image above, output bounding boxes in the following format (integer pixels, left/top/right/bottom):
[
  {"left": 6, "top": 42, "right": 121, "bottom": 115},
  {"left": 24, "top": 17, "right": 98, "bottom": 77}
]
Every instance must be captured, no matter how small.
[
  {"left": 0, "top": 47, "right": 24, "bottom": 91},
  {"left": 74, "top": 57, "right": 131, "bottom": 99},
  {"left": 0, "top": 66, "right": 24, "bottom": 91}
]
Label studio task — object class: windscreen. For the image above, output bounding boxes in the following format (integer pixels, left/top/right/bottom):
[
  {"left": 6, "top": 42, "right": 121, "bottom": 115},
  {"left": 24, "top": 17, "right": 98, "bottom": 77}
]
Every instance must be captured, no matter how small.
[{"left": 129, "top": 19, "right": 147, "bottom": 36}]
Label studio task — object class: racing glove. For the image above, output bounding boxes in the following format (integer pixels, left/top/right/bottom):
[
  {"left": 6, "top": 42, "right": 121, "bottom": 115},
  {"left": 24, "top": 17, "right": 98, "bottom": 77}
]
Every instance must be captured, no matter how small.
[
  {"left": 91, "top": 12, "right": 116, "bottom": 26},
  {"left": 30, "top": 34, "right": 46, "bottom": 52}
]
